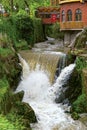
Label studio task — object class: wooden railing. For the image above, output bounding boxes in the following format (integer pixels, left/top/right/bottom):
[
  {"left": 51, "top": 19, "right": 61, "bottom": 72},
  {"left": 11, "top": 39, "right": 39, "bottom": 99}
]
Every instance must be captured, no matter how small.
[
  {"left": 42, "top": 18, "right": 59, "bottom": 24},
  {"left": 59, "top": 0, "right": 82, "bottom": 4},
  {"left": 60, "top": 21, "right": 84, "bottom": 30}
]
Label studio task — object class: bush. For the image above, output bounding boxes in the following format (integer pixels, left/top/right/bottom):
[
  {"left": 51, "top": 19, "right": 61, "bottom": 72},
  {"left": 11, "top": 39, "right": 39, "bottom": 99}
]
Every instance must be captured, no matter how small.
[
  {"left": 33, "top": 18, "right": 44, "bottom": 43},
  {"left": 45, "top": 22, "right": 64, "bottom": 40},
  {"left": 0, "top": 114, "right": 25, "bottom": 130},
  {"left": 0, "top": 47, "right": 13, "bottom": 57},
  {"left": 76, "top": 57, "right": 87, "bottom": 73},
  {"left": 52, "top": 22, "right": 64, "bottom": 40},
  {"left": 15, "top": 12, "right": 34, "bottom": 46},
  {"left": 71, "top": 94, "right": 87, "bottom": 113},
  {"left": 71, "top": 112, "right": 80, "bottom": 120},
  {"left": 0, "top": 12, "right": 34, "bottom": 49}
]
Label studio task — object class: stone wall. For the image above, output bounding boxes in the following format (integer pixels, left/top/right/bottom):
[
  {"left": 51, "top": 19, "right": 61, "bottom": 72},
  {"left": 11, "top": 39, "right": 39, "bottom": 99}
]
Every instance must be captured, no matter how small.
[{"left": 64, "top": 30, "right": 81, "bottom": 46}]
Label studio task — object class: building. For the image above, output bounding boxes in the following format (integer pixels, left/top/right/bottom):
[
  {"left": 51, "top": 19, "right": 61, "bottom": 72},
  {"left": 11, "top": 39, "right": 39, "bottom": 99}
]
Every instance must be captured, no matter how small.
[
  {"left": 36, "top": 0, "right": 87, "bottom": 44},
  {"left": 51, "top": 0, "right": 87, "bottom": 44},
  {"left": 35, "top": 6, "right": 60, "bottom": 24},
  {"left": 59, "top": 0, "right": 87, "bottom": 30}
]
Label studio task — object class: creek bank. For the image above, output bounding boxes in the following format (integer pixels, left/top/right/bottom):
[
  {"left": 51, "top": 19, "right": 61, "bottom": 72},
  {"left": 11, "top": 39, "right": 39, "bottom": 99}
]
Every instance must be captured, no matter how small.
[
  {"left": 0, "top": 47, "right": 37, "bottom": 129},
  {"left": 63, "top": 28, "right": 87, "bottom": 122}
]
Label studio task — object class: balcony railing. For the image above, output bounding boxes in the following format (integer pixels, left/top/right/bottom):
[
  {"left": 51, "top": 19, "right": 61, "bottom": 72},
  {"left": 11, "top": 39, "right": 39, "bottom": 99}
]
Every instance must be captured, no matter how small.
[
  {"left": 59, "top": 0, "right": 82, "bottom": 4},
  {"left": 60, "top": 21, "right": 84, "bottom": 30}
]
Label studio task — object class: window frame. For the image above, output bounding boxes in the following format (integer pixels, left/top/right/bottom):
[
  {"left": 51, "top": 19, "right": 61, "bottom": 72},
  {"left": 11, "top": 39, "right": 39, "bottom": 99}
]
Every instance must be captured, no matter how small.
[
  {"left": 75, "top": 8, "right": 82, "bottom": 21},
  {"left": 67, "top": 9, "right": 72, "bottom": 21},
  {"left": 62, "top": 10, "right": 65, "bottom": 22}
]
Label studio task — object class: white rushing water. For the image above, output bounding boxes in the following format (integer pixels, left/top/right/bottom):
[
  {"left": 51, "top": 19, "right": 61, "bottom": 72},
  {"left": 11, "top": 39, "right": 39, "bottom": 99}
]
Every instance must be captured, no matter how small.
[{"left": 16, "top": 55, "right": 87, "bottom": 130}]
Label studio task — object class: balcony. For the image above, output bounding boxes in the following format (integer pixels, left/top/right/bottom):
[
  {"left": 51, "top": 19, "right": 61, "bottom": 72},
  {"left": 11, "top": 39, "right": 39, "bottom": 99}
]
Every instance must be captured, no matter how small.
[
  {"left": 59, "top": 0, "right": 82, "bottom": 4},
  {"left": 42, "top": 18, "right": 59, "bottom": 24},
  {"left": 60, "top": 21, "right": 84, "bottom": 30}
]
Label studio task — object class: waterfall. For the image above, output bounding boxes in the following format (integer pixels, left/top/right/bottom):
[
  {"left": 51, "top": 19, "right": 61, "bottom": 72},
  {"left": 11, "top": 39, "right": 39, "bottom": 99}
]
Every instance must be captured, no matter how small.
[
  {"left": 19, "top": 51, "right": 65, "bottom": 83},
  {"left": 16, "top": 51, "right": 87, "bottom": 130}
]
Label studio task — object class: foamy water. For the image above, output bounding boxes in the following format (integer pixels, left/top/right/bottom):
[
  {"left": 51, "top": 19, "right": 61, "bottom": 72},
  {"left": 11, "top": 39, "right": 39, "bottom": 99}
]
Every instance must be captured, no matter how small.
[{"left": 16, "top": 55, "right": 87, "bottom": 130}]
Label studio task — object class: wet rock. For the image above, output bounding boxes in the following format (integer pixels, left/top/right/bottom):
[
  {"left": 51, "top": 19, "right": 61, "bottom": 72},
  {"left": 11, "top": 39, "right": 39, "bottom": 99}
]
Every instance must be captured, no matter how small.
[
  {"left": 13, "top": 91, "right": 24, "bottom": 101},
  {"left": 71, "top": 112, "right": 80, "bottom": 120},
  {"left": 14, "top": 101, "right": 37, "bottom": 123},
  {"left": 64, "top": 69, "right": 82, "bottom": 103},
  {"left": 79, "top": 113, "right": 87, "bottom": 126}
]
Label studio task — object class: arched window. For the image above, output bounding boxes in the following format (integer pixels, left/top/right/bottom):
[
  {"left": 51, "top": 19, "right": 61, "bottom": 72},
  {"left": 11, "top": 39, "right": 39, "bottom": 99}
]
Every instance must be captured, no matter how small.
[
  {"left": 62, "top": 10, "right": 65, "bottom": 22},
  {"left": 75, "top": 9, "right": 82, "bottom": 21},
  {"left": 67, "top": 9, "right": 72, "bottom": 21}
]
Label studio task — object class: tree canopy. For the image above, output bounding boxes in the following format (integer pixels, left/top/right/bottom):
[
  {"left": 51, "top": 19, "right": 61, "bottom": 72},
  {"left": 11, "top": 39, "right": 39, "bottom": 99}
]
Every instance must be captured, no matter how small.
[{"left": 1, "top": 0, "right": 50, "bottom": 15}]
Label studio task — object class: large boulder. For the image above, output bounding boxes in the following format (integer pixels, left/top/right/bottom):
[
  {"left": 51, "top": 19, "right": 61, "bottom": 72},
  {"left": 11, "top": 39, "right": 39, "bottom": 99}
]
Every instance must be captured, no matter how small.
[
  {"left": 15, "top": 102, "right": 37, "bottom": 123},
  {"left": 69, "top": 28, "right": 87, "bottom": 49}
]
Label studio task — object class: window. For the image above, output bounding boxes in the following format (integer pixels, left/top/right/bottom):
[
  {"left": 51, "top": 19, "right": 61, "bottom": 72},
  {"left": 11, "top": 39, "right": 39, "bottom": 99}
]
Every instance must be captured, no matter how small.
[
  {"left": 57, "top": 12, "right": 60, "bottom": 18},
  {"left": 67, "top": 9, "right": 72, "bottom": 21},
  {"left": 62, "top": 10, "right": 65, "bottom": 22},
  {"left": 46, "top": 14, "right": 51, "bottom": 18},
  {"left": 75, "top": 9, "right": 82, "bottom": 21}
]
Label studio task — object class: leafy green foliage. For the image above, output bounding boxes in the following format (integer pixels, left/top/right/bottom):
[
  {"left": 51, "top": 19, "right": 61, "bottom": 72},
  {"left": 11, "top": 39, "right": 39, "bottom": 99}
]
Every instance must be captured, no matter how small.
[
  {"left": 0, "top": 17, "right": 18, "bottom": 47},
  {"left": 0, "top": 13, "right": 34, "bottom": 49},
  {"left": 76, "top": 57, "right": 87, "bottom": 73},
  {"left": 0, "top": 78, "right": 9, "bottom": 100},
  {"left": 0, "top": 47, "right": 13, "bottom": 57},
  {"left": 72, "top": 94, "right": 87, "bottom": 113},
  {"left": 15, "top": 40, "right": 29, "bottom": 50},
  {"left": 33, "top": 18, "right": 44, "bottom": 43},
  {"left": 0, "top": 11, "right": 46, "bottom": 49},
  {"left": 1, "top": 0, "right": 50, "bottom": 15},
  {"left": 51, "top": 22, "right": 64, "bottom": 40},
  {"left": 15, "top": 12, "right": 34, "bottom": 46},
  {"left": 45, "top": 23, "right": 64, "bottom": 40},
  {"left": 71, "top": 112, "right": 80, "bottom": 120},
  {"left": 0, "top": 114, "right": 25, "bottom": 130},
  {"left": 0, "top": 78, "right": 11, "bottom": 114}
]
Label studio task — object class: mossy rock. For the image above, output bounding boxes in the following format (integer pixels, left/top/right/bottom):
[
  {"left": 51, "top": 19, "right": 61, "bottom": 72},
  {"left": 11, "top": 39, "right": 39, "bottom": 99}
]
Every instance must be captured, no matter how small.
[
  {"left": 79, "top": 114, "right": 87, "bottom": 126},
  {"left": 74, "top": 28, "right": 87, "bottom": 49},
  {"left": 13, "top": 91, "right": 24, "bottom": 102},
  {"left": 71, "top": 112, "right": 80, "bottom": 120},
  {"left": 14, "top": 101, "right": 37, "bottom": 123},
  {"left": 64, "top": 68, "right": 82, "bottom": 103},
  {"left": 0, "top": 48, "right": 22, "bottom": 90}
]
